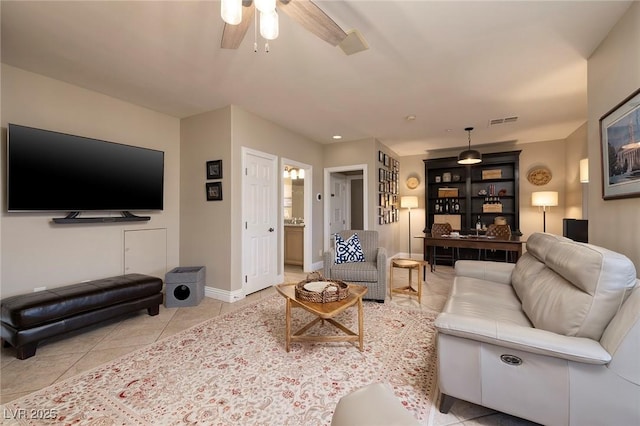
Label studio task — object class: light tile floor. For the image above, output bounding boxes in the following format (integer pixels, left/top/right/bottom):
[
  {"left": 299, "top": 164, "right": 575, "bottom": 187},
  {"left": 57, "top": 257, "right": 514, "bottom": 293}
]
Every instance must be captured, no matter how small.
[{"left": 1, "top": 263, "right": 537, "bottom": 425}]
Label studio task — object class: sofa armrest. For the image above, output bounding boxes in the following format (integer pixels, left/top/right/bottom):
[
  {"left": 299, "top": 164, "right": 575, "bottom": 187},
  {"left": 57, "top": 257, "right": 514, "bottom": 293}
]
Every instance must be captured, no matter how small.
[
  {"left": 435, "top": 312, "right": 611, "bottom": 364},
  {"left": 454, "top": 260, "right": 514, "bottom": 285},
  {"left": 323, "top": 248, "right": 335, "bottom": 278},
  {"left": 377, "top": 247, "right": 387, "bottom": 286}
]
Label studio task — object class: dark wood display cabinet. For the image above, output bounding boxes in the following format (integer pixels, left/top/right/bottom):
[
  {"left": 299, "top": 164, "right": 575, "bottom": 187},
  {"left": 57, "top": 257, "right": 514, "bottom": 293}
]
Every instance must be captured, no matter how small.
[{"left": 424, "top": 151, "right": 521, "bottom": 236}]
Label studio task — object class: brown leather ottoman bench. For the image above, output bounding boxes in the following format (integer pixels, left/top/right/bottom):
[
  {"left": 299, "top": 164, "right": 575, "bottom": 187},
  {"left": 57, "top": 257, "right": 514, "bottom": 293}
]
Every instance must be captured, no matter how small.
[{"left": 1, "top": 273, "right": 163, "bottom": 360}]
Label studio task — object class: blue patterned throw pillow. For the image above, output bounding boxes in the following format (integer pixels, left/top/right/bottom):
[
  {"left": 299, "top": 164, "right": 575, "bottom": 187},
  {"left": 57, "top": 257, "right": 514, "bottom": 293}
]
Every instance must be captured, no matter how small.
[{"left": 334, "top": 233, "right": 366, "bottom": 264}]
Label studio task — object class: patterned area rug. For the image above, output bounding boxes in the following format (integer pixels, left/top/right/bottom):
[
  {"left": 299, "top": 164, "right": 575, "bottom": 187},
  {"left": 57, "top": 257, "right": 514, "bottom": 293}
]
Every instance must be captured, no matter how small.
[{"left": 2, "top": 295, "right": 438, "bottom": 425}]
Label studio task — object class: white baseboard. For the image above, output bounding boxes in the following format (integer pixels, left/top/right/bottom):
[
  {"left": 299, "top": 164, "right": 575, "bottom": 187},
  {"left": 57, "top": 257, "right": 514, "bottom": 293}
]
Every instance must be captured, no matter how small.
[
  {"left": 205, "top": 286, "right": 244, "bottom": 303},
  {"left": 205, "top": 273, "right": 285, "bottom": 303}
]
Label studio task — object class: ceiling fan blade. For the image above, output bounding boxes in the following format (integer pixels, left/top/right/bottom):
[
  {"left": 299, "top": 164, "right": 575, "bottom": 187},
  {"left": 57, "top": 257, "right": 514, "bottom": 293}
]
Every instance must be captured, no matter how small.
[
  {"left": 221, "top": 3, "right": 256, "bottom": 49},
  {"left": 278, "top": 0, "right": 347, "bottom": 46}
]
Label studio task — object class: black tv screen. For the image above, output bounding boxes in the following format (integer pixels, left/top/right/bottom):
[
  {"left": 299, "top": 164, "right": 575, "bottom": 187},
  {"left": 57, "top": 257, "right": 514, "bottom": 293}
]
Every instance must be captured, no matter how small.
[{"left": 7, "top": 124, "right": 164, "bottom": 212}]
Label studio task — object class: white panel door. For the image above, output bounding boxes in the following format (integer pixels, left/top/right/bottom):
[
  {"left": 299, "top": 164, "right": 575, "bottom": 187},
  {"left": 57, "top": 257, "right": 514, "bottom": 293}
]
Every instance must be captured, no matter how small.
[
  {"left": 243, "top": 149, "right": 278, "bottom": 295},
  {"left": 329, "top": 173, "right": 347, "bottom": 235},
  {"left": 124, "top": 228, "right": 167, "bottom": 279}
]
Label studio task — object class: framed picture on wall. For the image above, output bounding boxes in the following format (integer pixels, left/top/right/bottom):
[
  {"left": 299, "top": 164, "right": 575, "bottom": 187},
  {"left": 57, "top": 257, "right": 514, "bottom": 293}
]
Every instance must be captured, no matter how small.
[
  {"left": 206, "top": 160, "right": 223, "bottom": 180},
  {"left": 600, "top": 88, "right": 640, "bottom": 200},
  {"left": 206, "top": 182, "right": 223, "bottom": 201}
]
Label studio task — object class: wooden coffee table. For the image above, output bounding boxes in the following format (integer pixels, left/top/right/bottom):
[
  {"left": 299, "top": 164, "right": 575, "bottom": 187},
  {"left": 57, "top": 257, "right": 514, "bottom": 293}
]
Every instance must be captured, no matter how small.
[{"left": 275, "top": 283, "right": 368, "bottom": 352}]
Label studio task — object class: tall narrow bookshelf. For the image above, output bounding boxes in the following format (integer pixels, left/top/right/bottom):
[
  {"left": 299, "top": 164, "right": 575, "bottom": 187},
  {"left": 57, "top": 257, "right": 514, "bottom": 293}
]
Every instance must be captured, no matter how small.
[{"left": 424, "top": 151, "right": 521, "bottom": 235}]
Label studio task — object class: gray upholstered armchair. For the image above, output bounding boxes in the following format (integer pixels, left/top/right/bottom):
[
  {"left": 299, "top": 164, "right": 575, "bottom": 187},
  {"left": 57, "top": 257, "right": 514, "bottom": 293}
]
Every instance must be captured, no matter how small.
[{"left": 323, "top": 230, "right": 387, "bottom": 302}]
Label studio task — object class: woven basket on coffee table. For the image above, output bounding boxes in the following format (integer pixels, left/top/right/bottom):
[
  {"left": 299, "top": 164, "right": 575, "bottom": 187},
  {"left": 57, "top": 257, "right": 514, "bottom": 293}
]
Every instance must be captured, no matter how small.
[{"left": 295, "top": 272, "right": 349, "bottom": 303}]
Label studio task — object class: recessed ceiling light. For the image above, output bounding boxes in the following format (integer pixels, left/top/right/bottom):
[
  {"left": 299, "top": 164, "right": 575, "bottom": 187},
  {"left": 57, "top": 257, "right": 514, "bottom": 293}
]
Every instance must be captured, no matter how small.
[
  {"left": 332, "top": 135, "right": 342, "bottom": 140},
  {"left": 405, "top": 115, "right": 416, "bottom": 121}
]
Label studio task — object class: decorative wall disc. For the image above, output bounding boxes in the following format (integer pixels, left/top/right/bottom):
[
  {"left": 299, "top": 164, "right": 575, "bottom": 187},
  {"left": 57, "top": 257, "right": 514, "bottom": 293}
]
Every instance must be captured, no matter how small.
[
  {"left": 527, "top": 167, "right": 552, "bottom": 186},
  {"left": 406, "top": 177, "right": 420, "bottom": 189}
]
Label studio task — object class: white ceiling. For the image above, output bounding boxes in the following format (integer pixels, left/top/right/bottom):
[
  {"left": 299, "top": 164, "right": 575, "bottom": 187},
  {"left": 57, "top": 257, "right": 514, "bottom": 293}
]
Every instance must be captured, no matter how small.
[{"left": 0, "top": 1, "right": 633, "bottom": 156}]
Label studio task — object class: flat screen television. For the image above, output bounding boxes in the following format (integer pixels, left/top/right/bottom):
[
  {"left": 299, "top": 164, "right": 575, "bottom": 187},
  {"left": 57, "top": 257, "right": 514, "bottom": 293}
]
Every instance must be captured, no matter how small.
[{"left": 7, "top": 124, "right": 164, "bottom": 214}]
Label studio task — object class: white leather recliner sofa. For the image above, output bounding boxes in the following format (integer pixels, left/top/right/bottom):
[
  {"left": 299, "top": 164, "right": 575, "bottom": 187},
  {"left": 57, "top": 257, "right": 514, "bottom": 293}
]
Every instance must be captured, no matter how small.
[{"left": 435, "top": 232, "right": 640, "bottom": 425}]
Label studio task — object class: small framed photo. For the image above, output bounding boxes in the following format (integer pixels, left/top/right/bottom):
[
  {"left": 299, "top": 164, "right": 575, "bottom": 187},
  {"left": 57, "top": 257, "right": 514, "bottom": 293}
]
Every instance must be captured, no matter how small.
[
  {"left": 600, "top": 88, "right": 640, "bottom": 200},
  {"left": 378, "top": 150, "right": 384, "bottom": 163},
  {"left": 206, "top": 182, "right": 223, "bottom": 201},
  {"left": 206, "top": 160, "right": 223, "bottom": 180}
]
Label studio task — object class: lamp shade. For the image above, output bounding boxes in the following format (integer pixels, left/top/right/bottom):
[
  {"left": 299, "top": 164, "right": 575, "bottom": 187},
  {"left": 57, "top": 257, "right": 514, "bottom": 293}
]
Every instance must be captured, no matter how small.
[
  {"left": 531, "top": 191, "right": 558, "bottom": 207},
  {"left": 255, "top": 0, "right": 276, "bottom": 13},
  {"left": 400, "top": 196, "right": 419, "bottom": 209},
  {"left": 457, "top": 149, "right": 482, "bottom": 165},
  {"left": 580, "top": 158, "right": 589, "bottom": 183},
  {"left": 221, "top": 0, "right": 242, "bottom": 25},
  {"left": 260, "top": 10, "right": 279, "bottom": 40}
]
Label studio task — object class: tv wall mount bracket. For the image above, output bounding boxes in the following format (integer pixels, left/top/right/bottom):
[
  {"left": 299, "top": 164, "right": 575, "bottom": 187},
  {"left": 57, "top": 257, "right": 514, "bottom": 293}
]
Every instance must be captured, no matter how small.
[{"left": 52, "top": 211, "right": 150, "bottom": 224}]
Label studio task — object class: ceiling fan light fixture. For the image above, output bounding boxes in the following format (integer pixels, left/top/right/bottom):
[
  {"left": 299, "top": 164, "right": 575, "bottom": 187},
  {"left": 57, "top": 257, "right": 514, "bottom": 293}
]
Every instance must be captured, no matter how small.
[
  {"left": 260, "top": 10, "right": 279, "bottom": 40},
  {"left": 221, "top": 0, "right": 242, "bottom": 25},
  {"left": 457, "top": 127, "right": 482, "bottom": 165},
  {"left": 255, "top": 0, "right": 276, "bottom": 14}
]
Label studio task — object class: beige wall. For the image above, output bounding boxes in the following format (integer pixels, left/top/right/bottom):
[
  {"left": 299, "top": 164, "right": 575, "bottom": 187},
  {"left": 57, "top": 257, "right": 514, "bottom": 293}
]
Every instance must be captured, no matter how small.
[
  {"left": 564, "top": 123, "right": 588, "bottom": 220},
  {"left": 375, "top": 141, "right": 402, "bottom": 255},
  {"left": 398, "top": 154, "right": 426, "bottom": 258},
  {"left": 180, "top": 106, "right": 325, "bottom": 296},
  {"left": 587, "top": 1, "right": 640, "bottom": 270},
  {"left": 1, "top": 65, "right": 180, "bottom": 297},
  {"left": 230, "top": 106, "right": 325, "bottom": 290},
  {"left": 518, "top": 140, "right": 567, "bottom": 238},
  {"left": 322, "top": 138, "right": 404, "bottom": 256},
  {"left": 179, "top": 107, "right": 232, "bottom": 292}
]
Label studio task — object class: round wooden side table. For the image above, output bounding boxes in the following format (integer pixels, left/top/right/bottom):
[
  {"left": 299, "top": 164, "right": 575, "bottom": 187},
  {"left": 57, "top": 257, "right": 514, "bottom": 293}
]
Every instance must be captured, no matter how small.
[{"left": 389, "top": 258, "right": 424, "bottom": 303}]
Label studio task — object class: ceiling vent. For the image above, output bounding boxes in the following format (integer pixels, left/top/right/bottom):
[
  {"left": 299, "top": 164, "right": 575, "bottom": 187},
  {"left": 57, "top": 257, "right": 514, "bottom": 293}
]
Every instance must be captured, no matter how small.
[{"left": 489, "top": 116, "right": 518, "bottom": 126}]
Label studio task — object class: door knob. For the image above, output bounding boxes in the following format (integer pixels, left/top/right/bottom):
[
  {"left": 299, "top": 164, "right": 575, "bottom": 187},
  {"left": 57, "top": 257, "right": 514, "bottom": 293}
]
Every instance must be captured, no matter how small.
[{"left": 268, "top": 227, "right": 274, "bottom": 232}]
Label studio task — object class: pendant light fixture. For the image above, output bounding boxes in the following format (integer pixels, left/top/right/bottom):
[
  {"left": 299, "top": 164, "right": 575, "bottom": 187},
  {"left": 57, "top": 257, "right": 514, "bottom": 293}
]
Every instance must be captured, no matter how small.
[{"left": 458, "top": 127, "right": 482, "bottom": 165}]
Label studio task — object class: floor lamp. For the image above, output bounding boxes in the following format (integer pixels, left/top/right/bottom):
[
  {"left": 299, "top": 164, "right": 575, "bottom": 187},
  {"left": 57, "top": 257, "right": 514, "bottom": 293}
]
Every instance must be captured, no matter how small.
[
  {"left": 400, "top": 196, "right": 419, "bottom": 258},
  {"left": 531, "top": 191, "right": 558, "bottom": 232}
]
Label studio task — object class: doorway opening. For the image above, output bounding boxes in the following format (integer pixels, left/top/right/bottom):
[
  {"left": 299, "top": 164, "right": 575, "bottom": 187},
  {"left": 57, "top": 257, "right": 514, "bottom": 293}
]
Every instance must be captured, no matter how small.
[
  {"left": 323, "top": 165, "right": 368, "bottom": 251},
  {"left": 281, "top": 158, "right": 312, "bottom": 273}
]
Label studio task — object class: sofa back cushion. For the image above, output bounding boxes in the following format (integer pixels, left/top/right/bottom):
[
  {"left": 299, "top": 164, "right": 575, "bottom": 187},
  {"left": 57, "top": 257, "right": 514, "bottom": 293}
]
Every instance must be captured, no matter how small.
[{"left": 512, "top": 233, "right": 637, "bottom": 340}]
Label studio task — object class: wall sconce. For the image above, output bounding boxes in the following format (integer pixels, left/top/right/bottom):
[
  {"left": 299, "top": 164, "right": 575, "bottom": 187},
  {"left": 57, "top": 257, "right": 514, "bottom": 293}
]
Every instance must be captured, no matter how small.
[
  {"left": 531, "top": 191, "right": 558, "bottom": 232},
  {"left": 580, "top": 158, "right": 589, "bottom": 183}
]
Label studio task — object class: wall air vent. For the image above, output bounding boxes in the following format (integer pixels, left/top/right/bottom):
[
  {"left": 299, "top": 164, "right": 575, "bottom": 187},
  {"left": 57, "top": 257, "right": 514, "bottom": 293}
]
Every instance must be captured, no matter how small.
[{"left": 489, "top": 116, "right": 518, "bottom": 126}]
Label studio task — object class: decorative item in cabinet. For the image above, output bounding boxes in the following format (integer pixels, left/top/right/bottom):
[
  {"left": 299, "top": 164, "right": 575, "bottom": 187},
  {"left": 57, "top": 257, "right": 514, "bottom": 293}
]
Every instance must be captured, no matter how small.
[
  {"left": 442, "top": 172, "right": 452, "bottom": 182},
  {"left": 438, "top": 187, "right": 458, "bottom": 198},
  {"left": 482, "top": 169, "right": 502, "bottom": 180},
  {"left": 483, "top": 204, "right": 503, "bottom": 213}
]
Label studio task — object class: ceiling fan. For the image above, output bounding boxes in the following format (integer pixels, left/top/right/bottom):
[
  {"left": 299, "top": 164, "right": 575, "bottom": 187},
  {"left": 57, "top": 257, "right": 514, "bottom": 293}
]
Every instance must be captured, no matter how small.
[{"left": 221, "top": 0, "right": 365, "bottom": 54}]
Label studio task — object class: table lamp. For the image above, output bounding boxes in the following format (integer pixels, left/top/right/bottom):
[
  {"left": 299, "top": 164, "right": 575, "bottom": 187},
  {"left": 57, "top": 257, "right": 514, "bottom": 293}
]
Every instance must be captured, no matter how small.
[
  {"left": 400, "top": 196, "right": 419, "bottom": 258},
  {"left": 531, "top": 191, "right": 558, "bottom": 232}
]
